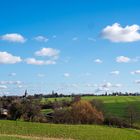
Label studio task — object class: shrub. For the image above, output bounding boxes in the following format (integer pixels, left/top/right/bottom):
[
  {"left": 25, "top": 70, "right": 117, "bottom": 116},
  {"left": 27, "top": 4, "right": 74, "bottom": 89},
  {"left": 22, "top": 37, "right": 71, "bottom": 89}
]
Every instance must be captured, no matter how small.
[
  {"left": 8, "top": 100, "right": 22, "bottom": 120},
  {"left": 71, "top": 100, "right": 104, "bottom": 124},
  {"left": 104, "top": 116, "right": 130, "bottom": 128},
  {"left": 21, "top": 100, "right": 47, "bottom": 122},
  {"left": 52, "top": 100, "right": 104, "bottom": 124},
  {"left": 53, "top": 107, "right": 73, "bottom": 124}
]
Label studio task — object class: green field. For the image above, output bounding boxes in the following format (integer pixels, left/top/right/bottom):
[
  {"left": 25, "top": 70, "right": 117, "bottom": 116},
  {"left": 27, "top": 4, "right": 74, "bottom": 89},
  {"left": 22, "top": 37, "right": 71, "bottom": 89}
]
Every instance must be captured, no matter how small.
[
  {"left": 42, "top": 96, "right": 140, "bottom": 117},
  {"left": 1, "top": 96, "right": 140, "bottom": 140},
  {"left": 0, "top": 120, "right": 140, "bottom": 140}
]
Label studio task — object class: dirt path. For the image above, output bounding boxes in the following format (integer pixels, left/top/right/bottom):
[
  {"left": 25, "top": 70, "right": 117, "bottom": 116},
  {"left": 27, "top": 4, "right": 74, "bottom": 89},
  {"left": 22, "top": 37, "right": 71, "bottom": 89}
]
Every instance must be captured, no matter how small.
[{"left": 0, "top": 134, "right": 74, "bottom": 140}]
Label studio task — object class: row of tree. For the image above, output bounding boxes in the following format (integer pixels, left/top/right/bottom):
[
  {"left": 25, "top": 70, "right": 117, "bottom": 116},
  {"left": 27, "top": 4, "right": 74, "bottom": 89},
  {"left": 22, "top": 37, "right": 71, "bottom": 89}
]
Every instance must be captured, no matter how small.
[{"left": 0, "top": 94, "right": 140, "bottom": 129}]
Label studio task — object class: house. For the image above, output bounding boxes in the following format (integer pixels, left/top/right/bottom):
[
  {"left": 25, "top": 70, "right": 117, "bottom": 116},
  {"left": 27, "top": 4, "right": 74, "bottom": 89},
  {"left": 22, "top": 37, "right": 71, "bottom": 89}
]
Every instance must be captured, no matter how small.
[{"left": 0, "top": 108, "right": 8, "bottom": 119}]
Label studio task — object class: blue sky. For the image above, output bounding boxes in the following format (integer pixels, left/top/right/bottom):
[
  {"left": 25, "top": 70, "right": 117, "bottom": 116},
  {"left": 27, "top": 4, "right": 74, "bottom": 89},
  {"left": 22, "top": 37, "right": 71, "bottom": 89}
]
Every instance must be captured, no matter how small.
[{"left": 1, "top": 0, "right": 140, "bottom": 95}]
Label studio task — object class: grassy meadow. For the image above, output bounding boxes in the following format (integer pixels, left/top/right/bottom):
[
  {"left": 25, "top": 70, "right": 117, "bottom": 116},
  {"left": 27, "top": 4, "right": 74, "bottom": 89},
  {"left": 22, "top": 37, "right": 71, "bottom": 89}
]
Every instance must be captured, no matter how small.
[
  {"left": 0, "top": 120, "right": 140, "bottom": 140},
  {"left": 41, "top": 96, "right": 140, "bottom": 117},
  {"left": 0, "top": 96, "right": 140, "bottom": 140}
]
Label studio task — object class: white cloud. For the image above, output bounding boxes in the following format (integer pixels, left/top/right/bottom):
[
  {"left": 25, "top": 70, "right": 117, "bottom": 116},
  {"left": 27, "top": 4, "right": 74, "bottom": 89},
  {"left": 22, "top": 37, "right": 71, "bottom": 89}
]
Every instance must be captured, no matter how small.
[
  {"left": 37, "top": 73, "right": 45, "bottom": 77},
  {"left": 100, "top": 82, "right": 122, "bottom": 89},
  {"left": 17, "top": 85, "right": 23, "bottom": 88},
  {"left": 93, "top": 82, "right": 122, "bottom": 93},
  {"left": 0, "top": 52, "right": 22, "bottom": 64},
  {"left": 135, "top": 80, "right": 140, "bottom": 84},
  {"left": 101, "top": 23, "right": 140, "bottom": 42},
  {"left": 113, "top": 84, "right": 122, "bottom": 88},
  {"left": 25, "top": 58, "right": 56, "bottom": 65},
  {"left": 34, "top": 36, "right": 49, "bottom": 42},
  {"left": 64, "top": 73, "right": 70, "bottom": 77},
  {"left": 131, "top": 70, "right": 140, "bottom": 75},
  {"left": 0, "top": 85, "right": 7, "bottom": 89},
  {"left": 86, "top": 84, "right": 98, "bottom": 87},
  {"left": 35, "top": 48, "right": 60, "bottom": 59},
  {"left": 95, "top": 87, "right": 109, "bottom": 93},
  {"left": 102, "top": 82, "right": 112, "bottom": 88},
  {"left": 110, "top": 71, "right": 120, "bottom": 75},
  {"left": 1, "top": 33, "right": 26, "bottom": 43},
  {"left": 8, "top": 72, "right": 16, "bottom": 76},
  {"left": 14, "top": 81, "right": 22, "bottom": 84},
  {"left": 116, "top": 56, "right": 130, "bottom": 63},
  {"left": 0, "top": 81, "right": 22, "bottom": 85},
  {"left": 94, "top": 59, "right": 103, "bottom": 63}
]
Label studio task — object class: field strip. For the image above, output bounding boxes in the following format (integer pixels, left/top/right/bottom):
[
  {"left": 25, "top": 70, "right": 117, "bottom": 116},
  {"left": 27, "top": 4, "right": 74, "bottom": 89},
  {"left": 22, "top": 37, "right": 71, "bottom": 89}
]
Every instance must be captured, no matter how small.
[{"left": 0, "top": 134, "right": 74, "bottom": 140}]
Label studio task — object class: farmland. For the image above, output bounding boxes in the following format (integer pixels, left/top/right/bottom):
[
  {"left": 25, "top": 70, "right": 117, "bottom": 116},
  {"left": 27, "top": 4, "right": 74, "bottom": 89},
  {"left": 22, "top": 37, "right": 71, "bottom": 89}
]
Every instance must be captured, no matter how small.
[
  {"left": 0, "top": 120, "right": 140, "bottom": 140},
  {"left": 0, "top": 96, "right": 140, "bottom": 140},
  {"left": 41, "top": 96, "right": 140, "bottom": 118}
]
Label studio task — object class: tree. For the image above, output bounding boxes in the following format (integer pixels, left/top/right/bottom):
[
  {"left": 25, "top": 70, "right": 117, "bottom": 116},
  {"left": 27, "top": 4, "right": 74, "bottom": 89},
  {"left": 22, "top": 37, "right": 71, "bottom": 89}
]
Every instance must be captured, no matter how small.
[
  {"left": 21, "top": 99, "right": 46, "bottom": 122},
  {"left": 8, "top": 100, "right": 22, "bottom": 120},
  {"left": 71, "top": 100, "right": 104, "bottom": 124},
  {"left": 125, "top": 103, "right": 139, "bottom": 127}
]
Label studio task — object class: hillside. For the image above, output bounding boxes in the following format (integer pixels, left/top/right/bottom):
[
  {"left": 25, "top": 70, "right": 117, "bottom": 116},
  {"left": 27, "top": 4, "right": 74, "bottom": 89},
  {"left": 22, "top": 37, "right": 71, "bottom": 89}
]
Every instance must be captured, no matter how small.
[
  {"left": 42, "top": 96, "right": 140, "bottom": 117},
  {"left": 0, "top": 120, "right": 140, "bottom": 140}
]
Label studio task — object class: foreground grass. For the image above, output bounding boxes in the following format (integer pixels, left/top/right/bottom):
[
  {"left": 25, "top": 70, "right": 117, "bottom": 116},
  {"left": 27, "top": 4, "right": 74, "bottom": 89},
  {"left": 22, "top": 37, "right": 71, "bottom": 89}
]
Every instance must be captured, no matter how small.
[
  {"left": 0, "top": 120, "right": 140, "bottom": 140},
  {"left": 0, "top": 136, "right": 27, "bottom": 140}
]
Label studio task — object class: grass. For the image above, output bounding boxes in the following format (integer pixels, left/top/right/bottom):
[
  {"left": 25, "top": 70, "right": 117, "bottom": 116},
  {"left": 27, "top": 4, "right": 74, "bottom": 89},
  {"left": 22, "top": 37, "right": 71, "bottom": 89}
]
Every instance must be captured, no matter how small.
[
  {"left": 1, "top": 96, "right": 140, "bottom": 140},
  {"left": 41, "top": 96, "right": 140, "bottom": 117},
  {"left": 41, "top": 109, "right": 53, "bottom": 115},
  {"left": 0, "top": 137, "right": 28, "bottom": 140},
  {"left": 0, "top": 120, "right": 140, "bottom": 140}
]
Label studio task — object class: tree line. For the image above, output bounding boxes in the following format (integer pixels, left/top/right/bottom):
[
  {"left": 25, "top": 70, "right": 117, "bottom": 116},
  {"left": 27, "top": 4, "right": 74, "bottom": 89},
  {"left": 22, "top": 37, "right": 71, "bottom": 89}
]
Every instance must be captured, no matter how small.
[{"left": 0, "top": 93, "right": 140, "bottom": 129}]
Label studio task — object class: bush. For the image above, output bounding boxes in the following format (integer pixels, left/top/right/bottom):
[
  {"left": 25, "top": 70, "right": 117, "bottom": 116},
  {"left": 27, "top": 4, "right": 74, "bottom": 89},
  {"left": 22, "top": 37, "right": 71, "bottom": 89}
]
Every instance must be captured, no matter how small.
[
  {"left": 71, "top": 100, "right": 104, "bottom": 124},
  {"left": 8, "top": 100, "right": 22, "bottom": 120},
  {"left": 52, "top": 100, "right": 104, "bottom": 124},
  {"left": 53, "top": 107, "right": 73, "bottom": 124},
  {"left": 104, "top": 116, "right": 130, "bottom": 128},
  {"left": 21, "top": 100, "right": 47, "bottom": 122}
]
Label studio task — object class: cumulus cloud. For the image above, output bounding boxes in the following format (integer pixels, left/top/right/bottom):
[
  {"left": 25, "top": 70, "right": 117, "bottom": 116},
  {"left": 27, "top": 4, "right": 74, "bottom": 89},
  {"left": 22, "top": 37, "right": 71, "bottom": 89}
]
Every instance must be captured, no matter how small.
[
  {"left": 0, "top": 81, "right": 22, "bottom": 85},
  {"left": 0, "top": 85, "right": 7, "bottom": 89},
  {"left": 116, "top": 56, "right": 130, "bottom": 63},
  {"left": 95, "top": 82, "right": 122, "bottom": 93},
  {"left": 135, "top": 80, "right": 140, "bottom": 84},
  {"left": 131, "top": 70, "right": 140, "bottom": 75},
  {"left": 25, "top": 58, "right": 56, "bottom": 65},
  {"left": 63, "top": 73, "right": 70, "bottom": 77},
  {"left": 102, "top": 82, "right": 112, "bottom": 88},
  {"left": 95, "top": 87, "right": 109, "bottom": 93},
  {"left": 113, "top": 84, "right": 122, "bottom": 88},
  {"left": 0, "top": 52, "right": 22, "bottom": 64},
  {"left": 37, "top": 73, "right": 45, "bottom": 77},
  {"left": 1, "top": 33, "right": 26, "bottom": 43},
  {"left": 101, "top": 23, "right": 140, "bottom": 42},
  {"left": 86, "top": 84, "right": 98, "bottom": 87},
  {"left": 8, "top": 72, "right": 16, "bottom": 76},
  {"left": 34, "top": 36, "right": 49, "bottom": 42},
  {"left": 35, "top": 48, "right": 60, "bottom": 59},
  {"left": 110, "top": 71, "right": 120, "bottom": 75},
  {"left": 94, "top": 59, "right": 103, "bottom": 63},
  {"left": 17, "top": 85, "right": 23, "bottom": 88},
  {"left": 101, "top": 82, "right": 122, "bottom": 88}
]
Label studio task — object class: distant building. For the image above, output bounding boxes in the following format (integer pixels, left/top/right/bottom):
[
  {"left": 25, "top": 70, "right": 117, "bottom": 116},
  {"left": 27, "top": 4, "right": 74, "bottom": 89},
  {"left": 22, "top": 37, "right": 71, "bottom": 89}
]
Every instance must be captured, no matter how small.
[{"left": 0, "top": 108, "right": 8, "bottom": 119}]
